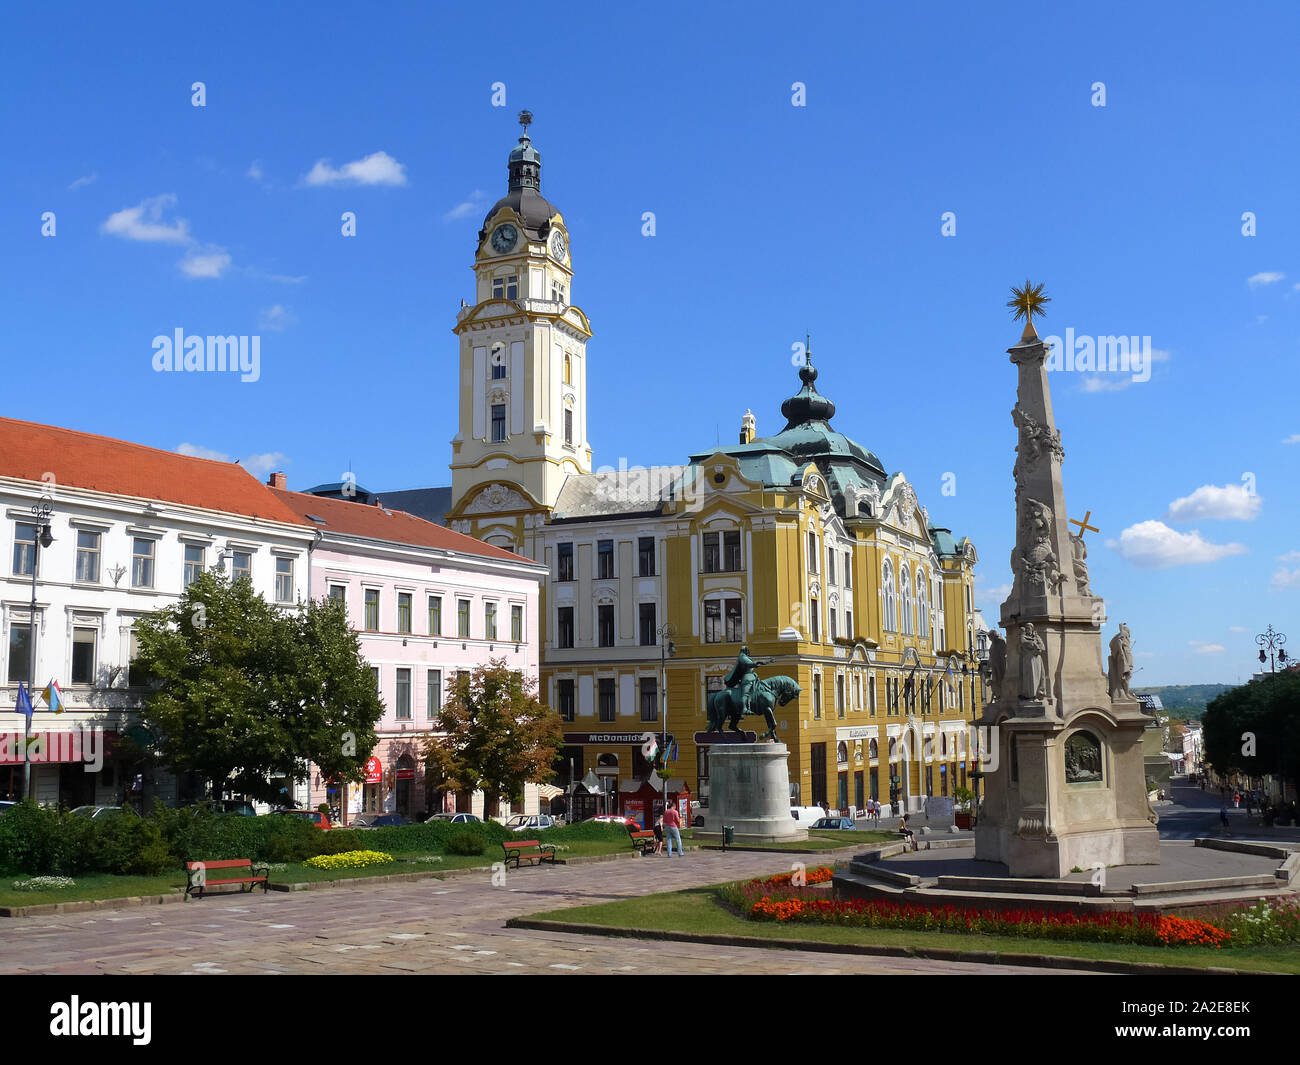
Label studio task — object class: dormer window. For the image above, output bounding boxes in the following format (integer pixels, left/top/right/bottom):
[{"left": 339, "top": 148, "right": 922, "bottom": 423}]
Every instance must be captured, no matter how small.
[{"left": 492, "top": 275, "right": 519, "bottom": 300}]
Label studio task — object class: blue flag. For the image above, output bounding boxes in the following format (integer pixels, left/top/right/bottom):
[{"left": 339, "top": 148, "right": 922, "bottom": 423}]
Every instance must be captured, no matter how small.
[{"left": 15, "top": 683, "right": 33, "bottom": 719}]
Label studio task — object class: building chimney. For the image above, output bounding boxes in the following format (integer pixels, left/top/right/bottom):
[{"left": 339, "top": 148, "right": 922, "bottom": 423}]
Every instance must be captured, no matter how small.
[
  {"left": 739, "top": 409, "right": 756, "bottom": 445},
  {"left": 268, "top": 472, "right": 288, "bottom": 489}
]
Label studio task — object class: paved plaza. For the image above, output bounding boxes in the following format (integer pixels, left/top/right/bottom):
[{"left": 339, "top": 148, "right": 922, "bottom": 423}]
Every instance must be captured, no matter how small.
[{"left": 0, "top": 846, "right": 1089, "bottom": 976}]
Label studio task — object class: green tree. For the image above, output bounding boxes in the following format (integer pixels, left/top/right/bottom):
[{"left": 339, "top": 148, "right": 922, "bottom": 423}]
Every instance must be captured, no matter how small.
[
  {"left": 423, "top": 658, "right": 562, "bottom": 817},
  {"left": 1202, "top": 671, "right": 1300, "bottom": 791},
  {"left": 132, "top": 572, "right": 383, "bottom": 802}
]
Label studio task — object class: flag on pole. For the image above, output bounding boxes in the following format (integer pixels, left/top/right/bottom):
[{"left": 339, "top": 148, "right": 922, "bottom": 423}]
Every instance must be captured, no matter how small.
[
  {"left": 15, "top": 683, "right": 33, "bottom": 719},
  {"left": 41, "top": 680, "right": 65, "bottom": 714}
]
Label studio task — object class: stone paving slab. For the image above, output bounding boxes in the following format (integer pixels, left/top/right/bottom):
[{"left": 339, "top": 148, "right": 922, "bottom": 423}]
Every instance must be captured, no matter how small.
[{"left": 0, "top": 847, "right": 1085, "bottom": 976}]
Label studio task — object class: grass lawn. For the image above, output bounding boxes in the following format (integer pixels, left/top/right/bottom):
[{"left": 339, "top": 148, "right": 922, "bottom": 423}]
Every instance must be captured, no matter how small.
[
  {"left": 517, "top": 884, "right": 1300, "bottom": 974},
  {"left": 0, "top": 873, "right": 186, "bottom": 909}
]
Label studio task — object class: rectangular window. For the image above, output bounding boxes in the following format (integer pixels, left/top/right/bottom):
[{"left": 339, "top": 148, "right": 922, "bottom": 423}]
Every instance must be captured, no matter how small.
[
  {"left": 844, "top": 552, "right": 852, "bottom": 588},
  {"left": 329, "top": 584, "right": 345, "bottom": 603},
  {"left": 807, "top": 531, "right": 818, "bottom": 573},
  {"left": 72, "top": 626, "right": 97, "bottom": 685},
  {"left": 639, "top": 602, "right": 656, "bottom": 646},
  {"left": 836, "top": 673, "right": 845, "bottom": 719},
  {"left": 231, "top": 550, "right": 252, "bottom": 582},
  {"left": 828, "top": 551, "right": 836, "bottom": 585},
  {"left": 702, "top": 532, "right": 720, "bottom": 573},
  {"left": 364, "top": 589, "right": 380, "bottom": 632},
  {"left": 8, "top": 622, "right": 32, "bottom": 684},
  {"left": 557, "top": 606, "right": 574, "bottom": 648},
  {"left": 75, "top": 531, "right": 101, "bottom": 583},
  {"left": 724, "top": 598, "right": 743, "bottom": 643},
  {"left": 485, "top": 602, "right": 498, "bottom": 640},
  {"left": 811, "top": 743, "right": 827, "bottom": 806},
  {"left": 638, "top": 536, "right": 655, "bottom": 576},
  {"left": 597, "top": 604, "right": 614, "bottom": 647},
  {"left": 429, "top": 595, "right": 442, "bottom": 636},
  {"left": 371, "top": 667, "right": 381, "bottom": 697},
  {"left": 810, "top": 598, "right": 820, "bottom": 642},
  {"left": 869, "top": 675, "right": 878, "bottom": 713},
  {"left": 127, "top": 628, "right": 153, "bottom": 689},
  {"left": 491, "top": 404, "right": 506, "bottom": 442},
  {"left": 812, "top": 672, "right": 822, "bottom": 719},
  {"left": 491, "top": 352, "right": 507, "bottom": 379},
  {"left": 457, "top": 599, "right": 470, "bottom": 638},
  {"left": 397, "top": 592, "right": 412, "bottom": 634},
  {"left": 511, "top": 604, "right": 523, "bottom": 642},
  {"left": 395, "top": 667, "right": 411, "bottom": 720},
  {"left": 492, "top": 277, "right": 503, "bottom": 298},
  {"left": 845, "top": 610, "right": 853, "bottom": 639},
  {"left": 427, "top": 670, "right": 442, "bottom": 719},
  {"left": 597, "top": 539, "right": 614, "bottom": 579},
  {"left": 704, "top": 600, "right": 722, "bottom": 644},
  {"left": 830, "top": 609, "right": 838, "bottom": 641},
  {"left": 640, "top": 677, "right": 658, "bottom": 722},
  {"left": 557, "top": 542, "right": 574, "bottom": 582},
  {"left": 275, "top": 557, "right": 294, "bottom": 603},
  {"left": 598, "top": 678, "right": 616, "bottom": 722},
  {"left": 131, "top": 538, "right": 155, "bottom": 589},
  {"left": 183, "top": 545, "right": 205, "bottom": 588},
  {"left": 557, "top": 678, "right": 575, "bottom": 722},
  {"left": 492, "top": 276, "right": 518, "bottom": 299},
  {"left": 12, "top": 523, "right": 36, "bottom": 577},
  {"left": 564, "top": 408, "right": 573, "bottom": 447},
  {"left": 724, "top": 530, "right": 741, "bottom": 571}
]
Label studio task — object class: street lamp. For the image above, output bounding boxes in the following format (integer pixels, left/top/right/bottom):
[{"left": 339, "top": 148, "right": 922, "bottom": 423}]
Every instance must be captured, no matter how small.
[
  {"left": 24, "top": 498, "right": 54, "bottom": 800},
  {"left": 656, "top": 623, "right": 676, "bottom": 823},
  {"left": 1256, "top": 625, "right": 1289, "bottom": 674}
]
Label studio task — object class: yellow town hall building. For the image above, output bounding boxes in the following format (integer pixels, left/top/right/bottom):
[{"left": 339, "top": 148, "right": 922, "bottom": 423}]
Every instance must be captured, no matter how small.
[{"left": 442, "top": 117, "right": 985, "bottom": 818}]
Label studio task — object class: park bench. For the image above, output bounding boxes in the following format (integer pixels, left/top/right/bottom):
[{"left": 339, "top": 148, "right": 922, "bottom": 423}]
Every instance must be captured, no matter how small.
[
  {"left": 501, "top": 839, "right": 557, "bottom": 869},
  {"left": 629, "top": 830, "right": 656, "bottom": 855},
  {"left": 184, "top": 858, "right": 269, "bottom": 900}
]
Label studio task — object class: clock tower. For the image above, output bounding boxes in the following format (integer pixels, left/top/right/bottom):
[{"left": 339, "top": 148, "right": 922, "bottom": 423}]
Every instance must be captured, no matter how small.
[{"left": 447, "top": 111, "right": 593, "bottom": 549}]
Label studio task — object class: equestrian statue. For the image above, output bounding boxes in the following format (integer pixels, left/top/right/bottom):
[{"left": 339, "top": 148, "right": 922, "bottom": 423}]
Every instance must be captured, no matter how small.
[{"left": 705, "top": 645, "right": 801, "bottom": 742}]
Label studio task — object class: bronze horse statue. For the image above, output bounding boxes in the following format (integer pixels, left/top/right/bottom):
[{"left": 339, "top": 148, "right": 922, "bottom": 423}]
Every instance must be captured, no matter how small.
[{"left": 706, "top": 675, "right": 801, "bottom": 741}]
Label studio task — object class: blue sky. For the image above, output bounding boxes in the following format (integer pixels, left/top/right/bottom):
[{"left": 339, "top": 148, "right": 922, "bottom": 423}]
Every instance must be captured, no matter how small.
[{"left": 3, "top": 0, "right": 1298, "bottom": 686}]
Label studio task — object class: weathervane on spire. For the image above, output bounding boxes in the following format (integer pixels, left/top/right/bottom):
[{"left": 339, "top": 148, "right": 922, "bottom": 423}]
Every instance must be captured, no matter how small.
[
  {"left": 805, "top": 331, "right": 812, "bottom": 366},
  {"left": 1007, "top": 280, "right": 1051, "bottom": 339},
  {"left": 517, "top": 109, "right": 533, "bottom": 138}
]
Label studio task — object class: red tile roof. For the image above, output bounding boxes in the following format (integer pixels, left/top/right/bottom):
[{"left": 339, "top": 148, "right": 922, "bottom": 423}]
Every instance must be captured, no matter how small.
[
  {"left": 0, "top": 416, "right": 309, "bottom": 526},
  {"left": 270, "top": 487, "right": 536, "bottom": 565}
]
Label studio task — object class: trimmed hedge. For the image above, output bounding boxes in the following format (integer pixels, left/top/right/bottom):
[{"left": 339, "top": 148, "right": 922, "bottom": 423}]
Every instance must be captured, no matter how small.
[{"left": 537, "top": 821, "right": 632, "bottom": 843}]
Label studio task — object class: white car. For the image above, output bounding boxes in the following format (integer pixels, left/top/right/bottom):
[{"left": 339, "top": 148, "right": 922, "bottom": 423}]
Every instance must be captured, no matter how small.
[
  {"left": 504, "top": 814, "right": 556, "bottom": 833},
  {"left": 789, "top": 806, "right": 827, "bottom": 824},
  {"left": 429, "top": 812, "right": 481, "bottom": 824}
]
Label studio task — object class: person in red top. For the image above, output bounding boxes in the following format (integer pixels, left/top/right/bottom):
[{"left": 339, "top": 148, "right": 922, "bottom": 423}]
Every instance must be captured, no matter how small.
[{"left": 662, "top": 804, "right": 684, "bottom": 857}]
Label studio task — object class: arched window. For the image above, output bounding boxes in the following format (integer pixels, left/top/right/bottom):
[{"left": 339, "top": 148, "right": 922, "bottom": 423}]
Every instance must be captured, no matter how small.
[
  {"left": 837, "top": 741, "right": 849, "bottom": 765},
  {"left": 882, "top": 559, "right": 897, "bottom": 632},
  {"left": 564, "top": 353, "right": 572, "bottom": 385},
  {"left": 869, "top": 738, "right": 879, "bottom": 759},
  {"left": 888, "top": 737, "right": 897, "bottom": 760},
  {"left": 916, "top": 568, "right": 929, "bottom": 639},
  {"left": 899, "top": 565, "right": 913, "bottom": 636},
  {"left": 934, "top": 576, "right": 946, "bottom": 646}
]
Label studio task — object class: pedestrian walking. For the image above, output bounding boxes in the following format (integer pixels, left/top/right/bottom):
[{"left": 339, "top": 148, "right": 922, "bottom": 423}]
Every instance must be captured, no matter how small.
[
  {"left": 662, "top": 803, "right": 683, "bottom": 857},
  {"left": 652, "top": 815, "right": 664, "bottom": 855},
  {"left": 1233, "top": 791, "right": 1240, "bottom": 808},
  {"left": 1219, "top": 805, "right": 1231, "bottom": 834}
]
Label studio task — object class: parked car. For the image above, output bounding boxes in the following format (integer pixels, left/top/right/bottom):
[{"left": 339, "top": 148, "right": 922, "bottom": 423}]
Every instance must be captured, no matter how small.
[
  {"left": 351, "top": 812, "right": 408, "bottom": 828},
  {"left": 273, "top": 809, "right": 332, "bottom": 829},
  {"left": 429, "top": 812, "right": 481, "bottom": 824},
  {"left": 0, "top": 801, "right": 17, "bottom": 816},
  {"left": 811, "top": 817, "right": 857, "bottom": 830},
  {"left": 585, "top": 814, "right": 639, "bottom": 828},
  {"left": 192, "top": 799, "right": 258, "bottom": 817},
  {"left": 69, "top": 805, "right": 139, "bottom": 820},
  {"left": 504, "top": 814, "right": 556, "bottom": 833},
  {"left": 789, "top": 806, "right": 826, "bottom": 824}
]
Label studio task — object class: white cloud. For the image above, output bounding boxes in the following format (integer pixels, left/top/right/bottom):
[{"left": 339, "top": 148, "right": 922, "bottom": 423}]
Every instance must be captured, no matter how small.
[
  {"left": 240, "top": 452, "right": 290, "bottom": 477},
  {"left": 178, "top": 245, "right": 232, "bottom": 279},
  {"left": 1189, "top": 642, "right": 1226, "bottom": 655},
  {"left": 302, "top": 150, "right": 407, "bottom": 187},
  {"left": 68, "top": 173, "right": 98, "bottom": 191},
  {"left": 247, "top": 161, "right": 264, "bottom": 181},
  {"left": 1164, "top": 483, "right": 1262, "bottom": 522},
  {"left": 443, "top": 190, "right": 488, "bottom": 222},
  {"left": 1283, "top": 434, "right": 1300, "bottom": 445},
  {"left": 1248, "top": 271, "right": 1286, "bottom": 287},
  {"left": 101, "top": 194, "right": 190, "bottom": 244},
  {"left": 1272, "top": 567, "right": 1300, "bottom": 590},
  {"left": 1136, "top": 651, "right": 1156, "bottom": 659},
  {"left": 1080, "top": 376, "right": 1133, "bottom": 393},
  {"left": 258, "top": 304, "right": 296, "bottom": 331},
  {"left": 1106, "top": 520, "right": 1248, "bottom": 569},
  {"left": 1228, "top": 626, "right": 1248, "bottom": 633},
  {"left": 176, "top": 442, "right": 230, "bottom": 462}
]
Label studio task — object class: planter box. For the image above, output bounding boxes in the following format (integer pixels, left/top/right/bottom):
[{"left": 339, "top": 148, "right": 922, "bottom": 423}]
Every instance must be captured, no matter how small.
[{"left": 955, "top": 811, "right": 972, "bottom": 830}]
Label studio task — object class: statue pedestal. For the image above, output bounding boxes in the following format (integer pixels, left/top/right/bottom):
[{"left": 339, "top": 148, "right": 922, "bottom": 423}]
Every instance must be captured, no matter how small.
[{"left": 698, "top": 743, "right": 807, "bottom": 842}]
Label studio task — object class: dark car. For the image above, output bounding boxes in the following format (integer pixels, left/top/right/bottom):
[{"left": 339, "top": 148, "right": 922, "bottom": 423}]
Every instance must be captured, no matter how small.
[
  {"left": 351, "top": 813, "right": 409, "bottom": 828},
  {"left": 811, "top": 817, "right": 857, "bottom": 830}
]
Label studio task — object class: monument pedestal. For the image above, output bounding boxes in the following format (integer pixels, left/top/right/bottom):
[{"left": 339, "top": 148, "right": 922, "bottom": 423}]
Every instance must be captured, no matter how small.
[{"left": 699, "top": 743, "right": 807, "bottom": 842}]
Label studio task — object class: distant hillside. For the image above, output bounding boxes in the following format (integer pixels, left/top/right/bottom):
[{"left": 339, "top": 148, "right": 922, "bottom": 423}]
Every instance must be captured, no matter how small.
[{"left": 1134, "top": 683, "right": 1233, "bottom": 719}]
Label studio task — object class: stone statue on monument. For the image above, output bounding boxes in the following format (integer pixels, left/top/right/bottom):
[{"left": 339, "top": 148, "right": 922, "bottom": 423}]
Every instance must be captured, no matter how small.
[
  {"left": 1107, "top": 623, "right": 1135, "bottom": 701},
  {"left": 1019, "top": 622, "right": 1047, "bottom": 700},
  {"left": 1019, "top": 498, "right": 1062, "bottom": 594},
  {"left": 988, "top": 629, "right": 1007, "bottom": 702},
  {"left": 1069, "top": 531, "right": 1092, "bottom": 595}
]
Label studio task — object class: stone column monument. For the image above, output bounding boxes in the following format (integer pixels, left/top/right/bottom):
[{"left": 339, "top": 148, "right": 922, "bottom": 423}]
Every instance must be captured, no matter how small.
[{"left": 974, "top": 284, "right": 1159, "bottom": 877}]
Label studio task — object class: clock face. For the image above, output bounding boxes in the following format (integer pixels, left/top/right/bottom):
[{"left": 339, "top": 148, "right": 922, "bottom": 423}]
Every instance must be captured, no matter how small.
[
  {"left": 491, "top": 223, "right": 518, "bottom": 254},
  {"left": 549, "top": 230, "right": 567, "bottom": 261}
]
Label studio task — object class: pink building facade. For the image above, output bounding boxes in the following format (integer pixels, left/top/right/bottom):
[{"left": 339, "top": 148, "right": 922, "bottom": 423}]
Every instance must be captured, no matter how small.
[{"left": 271, "top": 485, "right": 546, "bottom": 823}]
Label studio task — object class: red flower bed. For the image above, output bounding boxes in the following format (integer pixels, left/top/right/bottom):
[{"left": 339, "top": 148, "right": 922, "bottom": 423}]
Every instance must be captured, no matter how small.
[{"left": 728, "top": 874, "right": 1231, "bottom": 948}]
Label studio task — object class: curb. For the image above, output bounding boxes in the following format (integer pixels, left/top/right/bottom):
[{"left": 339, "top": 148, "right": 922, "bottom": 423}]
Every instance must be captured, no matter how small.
[{"left": 504, "top": 917, "right": 1284, "bottom": 976}]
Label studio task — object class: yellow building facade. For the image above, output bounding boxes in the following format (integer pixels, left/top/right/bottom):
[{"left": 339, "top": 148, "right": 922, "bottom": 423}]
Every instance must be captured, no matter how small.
[{"left": 445, "top": 120, "right": 984, "bottom": 820}]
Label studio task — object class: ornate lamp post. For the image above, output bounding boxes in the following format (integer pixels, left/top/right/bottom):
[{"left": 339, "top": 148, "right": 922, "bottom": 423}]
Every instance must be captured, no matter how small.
[
  {"left": 24, "top": 498, "right": 55, "bottom": 800},
  {"left": 657, "top": 623, "right": 676, "bottom": 822},
  {"left": 1256, "top": 625, "right": 1289, "bottom": 674}
]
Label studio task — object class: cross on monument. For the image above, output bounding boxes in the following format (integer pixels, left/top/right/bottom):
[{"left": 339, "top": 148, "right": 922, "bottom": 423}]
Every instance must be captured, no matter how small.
[{"left": 1069, "top": 510, "right": 1099, "bottom": 539}]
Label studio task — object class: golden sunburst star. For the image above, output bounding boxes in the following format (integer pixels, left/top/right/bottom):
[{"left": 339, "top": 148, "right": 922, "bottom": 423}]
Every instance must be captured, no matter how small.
[{"left": 1007, "top": 280, "right": 1050, "bottom": 339}]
